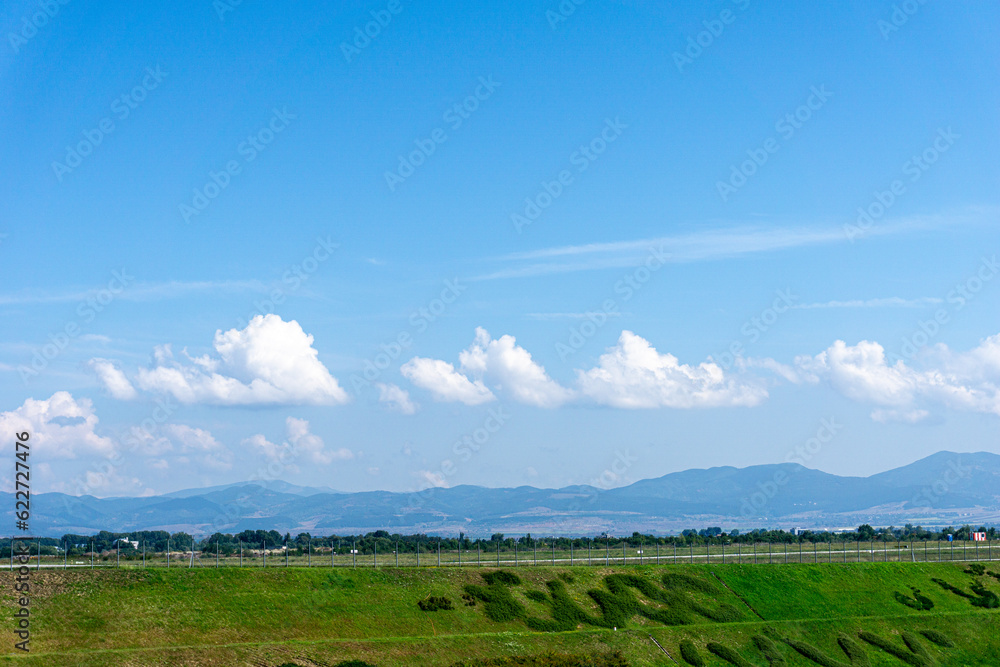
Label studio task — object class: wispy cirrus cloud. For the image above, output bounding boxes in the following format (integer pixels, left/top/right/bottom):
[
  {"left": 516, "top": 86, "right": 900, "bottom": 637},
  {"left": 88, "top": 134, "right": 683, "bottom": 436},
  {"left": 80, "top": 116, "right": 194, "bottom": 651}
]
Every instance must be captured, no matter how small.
[
  {"left": 792, "top": 297, "right": 944, "bottom": 309},
  {"left": 0, "top": 279, "right": 267, "bottom": 306},
  {"left": 475, "top": 212, "right": 986, "bottom": 281}
]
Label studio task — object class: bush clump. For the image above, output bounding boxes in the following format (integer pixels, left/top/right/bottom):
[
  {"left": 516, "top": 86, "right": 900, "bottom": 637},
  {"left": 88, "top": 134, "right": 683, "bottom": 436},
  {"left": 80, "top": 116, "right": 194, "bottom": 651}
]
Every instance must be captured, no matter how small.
[
  {"left": 464, "top": 572, "right": 527, "bottom": 623},
  {"left": 836, "top": 634, "right": 870, "bottom": 666},
  {"left": 334, "top": 662, "right": 377, "bottom": 667},
  {"left": 525, "top": 579, "right": 596, "bottom": 632},
  {"left": 525, "top": 590, "right": 549, "bottom": 603},
  {"left": 449, "top": 651, "right": 628, "bottom": 667},
  {"left": 707, "top": 642, "right": 754, "bottom": 666},
  {"left": 965, "top": 563, "right": 986, "bottom": 576},
  {"left": 418, "top": 595, "right": 454, "bottom": 611},
  {"left": 783, "top": 638, "right": 850, "bottom": 667},
  {"left": 970, "top": 581, "right": 1000, "bottom": 608},
  {"left": 858, "top": 631, "right": 930, "bottom": 667},
  {"left": 918, "top": 628, "right": 955, "bottom": 648},
  {"left": 679, "top": 639, "right": 705, "bottom": 666},
  {"left": 661, "top": 573, "right": 719, "bottom": 594},
  {"left": 751, "top": 635, "right": 786, "bottom": 666},
  {"left": 901, "top": 632, "right": 932, "bottom": 661},
  {"left": 894, "top": 589, "right": 934, "bottom": 611}
]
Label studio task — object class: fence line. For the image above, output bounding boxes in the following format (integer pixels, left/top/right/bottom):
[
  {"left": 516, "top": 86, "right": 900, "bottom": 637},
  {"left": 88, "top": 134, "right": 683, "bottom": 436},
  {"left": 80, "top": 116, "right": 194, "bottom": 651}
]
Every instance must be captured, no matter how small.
[{"left": 5, "top": 537, "right": 996, "bottom": 569}]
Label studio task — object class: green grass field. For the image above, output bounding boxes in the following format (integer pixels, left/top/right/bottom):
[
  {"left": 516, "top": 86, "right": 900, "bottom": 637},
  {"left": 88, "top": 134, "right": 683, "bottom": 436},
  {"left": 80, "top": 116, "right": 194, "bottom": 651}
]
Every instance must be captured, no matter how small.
[{"left": 1, "top": 561, "right": 998, "bottom": 666}]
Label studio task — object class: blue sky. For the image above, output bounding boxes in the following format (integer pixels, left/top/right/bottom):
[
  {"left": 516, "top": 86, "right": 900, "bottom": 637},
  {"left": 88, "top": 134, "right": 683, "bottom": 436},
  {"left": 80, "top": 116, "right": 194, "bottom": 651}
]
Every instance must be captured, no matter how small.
[{"left": 1, "top": 0, "right": 998, "bottom": 498}]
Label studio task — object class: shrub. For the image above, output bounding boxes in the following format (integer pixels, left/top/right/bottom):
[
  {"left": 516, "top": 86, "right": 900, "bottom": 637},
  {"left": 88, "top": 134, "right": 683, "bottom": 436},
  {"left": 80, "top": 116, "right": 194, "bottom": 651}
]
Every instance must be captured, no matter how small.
[
  {"left": 334, "top": 662, "right": 377, "bottom": 667},
  {"left": 836, "top": 634, "right": 870, "bottom": 667},
  {"left": 525, "top": 580, "right": 597, "bottom": 632},
  {"left": 751, "top": 635, "right": 786, "bottom": 666},
  {"left": 462, "top": 593, "right": 477, "bottom": 607},
  {"left": 858, "top": 631, "right": 930, "bottom": 667},
  {"left": 707, "top": 642, "right": 754, "bottom": 666},
  {"left": 464, "top": 574, "right": 527, "bottom": 623},
  {"left": 418, "top": 595, "right": 454, "bottom": 612},
  {"left": 965, "top": 563, "right": 986, "bottom": 576},
  {"left": 483, "top": 570, "right": 522, "bottom": 586},
  {"left": 449, "top": 652, "right": 628, "bottom": 667},
  {"left": 918, "top": 629, "right": 955, "bottom": 648},
  {"left": 783, "top": 639, "right": 850, "bottom": 667},
  {"left": 931, "top": 578, "right": 971, "bottom": 599},
  {"left": 893, "top": 589, "right": 934, "bottom": 611},
  {"left": 661, "top": 573, "right": 718, "bottom": 594},
  {"left": 525, "top": 590, "right": 549, "bottom": 603},
  {"left": 679, "top": 639, "right": 705, "bottom": 666},
  {"left": 901, "top": 632, "right": 932, "bottom": 661},
  {"left": 970, "top": 581, "right": 1000, "bottom": 608},
  {"left": 558, "top": 572, "right": 575, "bottom": 583}
]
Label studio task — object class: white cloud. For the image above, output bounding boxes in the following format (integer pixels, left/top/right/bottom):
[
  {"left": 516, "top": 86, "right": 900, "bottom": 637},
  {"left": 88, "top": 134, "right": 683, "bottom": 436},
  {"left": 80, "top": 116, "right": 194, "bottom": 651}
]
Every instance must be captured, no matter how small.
[
  {"left": 108, "top": 315, "right": 348, "bottom": 406},
  {"left": 402, "top": 328, "right": 571, "bottom": 408},
  {"left": 244, "top": 417, "right": 353, "bottom": 467},
  {"left": 376, "top": 383, "right": 418, "bottom": 414},
  {"left": 577, "top": 331, "right": 768, "bottom": 408},
  {"left": 417, "top": 470, "right": 448, "bottom": 488},
  {"left": 87, "top": 358, "right": 137, "bottom": 399},
  {"left": 125, "top": 423, "right": 234, "bottom": 470},
  {"left": 400, "top": 357, "right": 495, "bottom": 405},
  {"left": 459, "top": 328, "right": 573, "bottom": 408},
  {"left": 0, "top": 392, "right": 115, "bottom": 458},
  {"left": 798, "top": 337, "right": 1000, "bottom": 420}
]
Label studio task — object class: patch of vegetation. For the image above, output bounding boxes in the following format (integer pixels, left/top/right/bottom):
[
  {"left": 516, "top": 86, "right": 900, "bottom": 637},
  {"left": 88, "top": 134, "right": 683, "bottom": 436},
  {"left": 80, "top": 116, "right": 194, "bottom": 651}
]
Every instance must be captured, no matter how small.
[
  {"left": 893, "top": 588, "right": 934, "bottom": 611},
  {"left": 417, "top": 595, "right": 454, "bottom": 611},
  {"left": 334, "top": 662, "right": 377, "bottom": 667},
  {"left": 707, "top": 641, "right": 754, "bottom": 666},
  {"left": 969, "top": 580, "right": 1000, "bottom": 608},
  {"left": 449, "top": 652, "right": 628, "bottom": 667},
  {"left": 679, "top": 639, "right": 705, "bottom": 666},
  {"left": 525, "top": 580, "right": 596, "bottom": 632},
  {"left": 901, "top": 632, "right": 932, "bottom": 662},
  {"left": 462, "top": 592, "right": 477, "bottom": 606},
  {"left": 964, "top": 564, "right": 986, "bottom": 576},
  {"left": 783, "top": 638, "right": 849, "bottom": 667},
  {"left": 662, "top": 572, "right": 719, "bottom": 595},
  {"left": 464, "top": 573, "right": 527, "bottom": 623},
  {"left": 858, "top": 631, "right": 929, "bottom": 667},
  {"left": 752, "top": 634, "right": 786, "bottom": 665},
  {"left": 836, "top": 634, "right": 870, "bottom": 667},
  {"left": 557, "top": 572, "right": 575, "bottom": 583},
  {"left": 918, "top": 628, "right": 955, "bottom": 648}
]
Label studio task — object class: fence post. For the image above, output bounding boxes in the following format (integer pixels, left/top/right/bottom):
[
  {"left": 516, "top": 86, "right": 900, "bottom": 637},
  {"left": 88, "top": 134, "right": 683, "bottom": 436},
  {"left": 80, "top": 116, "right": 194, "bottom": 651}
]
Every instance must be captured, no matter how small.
[
  {"left": 239, "top": 540, "right": 242, "bottom": 567},
  {"left": 91, "top": 541, "right": 94, "bottom": 569},
  {"left": 143, "top": 541, "right": 146, "bottom": 568},
  {"left": 353, "top": 540, "right": 357, "bottom": 569}
]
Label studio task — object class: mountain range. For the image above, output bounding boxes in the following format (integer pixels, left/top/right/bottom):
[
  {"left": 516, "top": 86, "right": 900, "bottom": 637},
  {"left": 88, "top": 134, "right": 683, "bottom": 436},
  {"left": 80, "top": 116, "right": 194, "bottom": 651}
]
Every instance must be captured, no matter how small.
[{"left": 10, "top": 451, "right": 999, "bottom": 537}]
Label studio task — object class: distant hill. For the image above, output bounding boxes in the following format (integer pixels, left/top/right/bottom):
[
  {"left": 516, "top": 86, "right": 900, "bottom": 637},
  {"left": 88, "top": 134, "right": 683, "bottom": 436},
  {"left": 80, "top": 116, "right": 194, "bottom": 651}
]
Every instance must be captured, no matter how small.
[{"left": 10, "top": 451, "right": 1000, "bottom": 536}]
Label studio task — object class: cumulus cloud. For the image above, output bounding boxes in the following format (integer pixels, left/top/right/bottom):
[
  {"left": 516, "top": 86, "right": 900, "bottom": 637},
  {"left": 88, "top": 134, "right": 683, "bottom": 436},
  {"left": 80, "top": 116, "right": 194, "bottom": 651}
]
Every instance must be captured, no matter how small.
[
  {"left": 87, "top": 358, "right": 137, "bottom": 399},
  {"left": 376, "top": 383, "right": 418, "bottom": 414},
  {"left": 97, "top": 315, "right": 349, "bottom": 406},
  {"left": 126, "top": 423, "right": 234, "bottom": 470},
  {"left": 400, "top": 358, "right": 495, "bottom": 405},
  {"left": 459, "top": 328, "right": 574, "bottom": 408},
  {"left": 244, "top": 417, "right": 353, "bottom": 467},
  {"left": 797, "top": 336, "right": 1000, "bottom": 420},
  {"left": 577, "top": 331, "right": 768, "bottom": 408},
  {"left": 0, "top": 392, "right": 115, "bottom": 458},
  {"left": 401, "top": 328, "right": 570, "bottom": 407}
]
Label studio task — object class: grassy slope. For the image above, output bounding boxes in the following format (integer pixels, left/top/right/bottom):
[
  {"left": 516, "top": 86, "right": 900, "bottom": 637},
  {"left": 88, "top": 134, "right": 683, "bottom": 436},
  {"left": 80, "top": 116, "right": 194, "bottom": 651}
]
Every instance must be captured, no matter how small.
[{"left": 0, "top": 562, "right": 997, "bottom": 666}]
